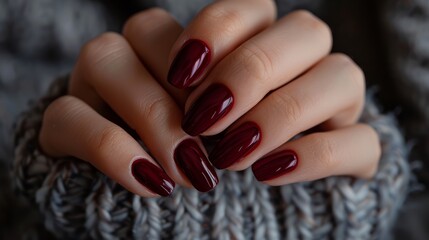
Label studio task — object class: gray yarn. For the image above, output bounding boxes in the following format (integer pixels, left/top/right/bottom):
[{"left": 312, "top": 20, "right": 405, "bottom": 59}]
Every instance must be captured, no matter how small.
[
  {"left": 4, "top": 0, "right": 425, "bottom": 238},
  {"left": 13, "top": 76, "right": 410, "bottom": 240}
]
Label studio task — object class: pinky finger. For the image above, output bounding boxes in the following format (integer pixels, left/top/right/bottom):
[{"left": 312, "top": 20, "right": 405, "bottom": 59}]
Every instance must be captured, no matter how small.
[
  {"left": 252, "top": 124, "right": 381, "bottom": 186},
  {"left": 39, "top": 96, "right": 175, "bottom": 197}
]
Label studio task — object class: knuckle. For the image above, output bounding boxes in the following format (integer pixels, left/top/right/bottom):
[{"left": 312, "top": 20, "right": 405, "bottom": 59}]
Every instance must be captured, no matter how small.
[
  {"left": 43, "top": 96, "right": 80, "bottom": 124},
  {"left": 269, "top": 91, "right": 302, "bottom": 125},
  {"left": 291, "top": 10, "right": 317, "bottom": 23},
  {"left": 291, "top": 10, "right": 332, "bottom": 48},
  {"left": 294, "top": 10, "right": 330, "bottom": 33},
  {"left": 347, "top": 61, "right": 365, "bottom": 94},
  {"left": 40, "top": 96, "right": 82, "bottom": 153},
  {"left": 198, "top": 5, "right": 243, "bottom": 34},
  {"left": 237, "top": 42, "right": 273, "bottom": 84},
  {"left": 331, "top": 53, "right": 366, "bottom": 94},
  {"left": 140, "top": 95, "right": 169, "bottom": 122},
  {"left": 290, "top": 9, "right": 315, "bottom": 20},
  {"left": 79, "top": 32, "right": 126, "bottom": 73},
  {"left": 92, "top": 125, "right": 124, "bottom": 157},
  {"left": 312, "top": 133, "right": 337, "bottom": 169},
  {"left": 264, "top": 0, "right": 278, "bottom": 22},
  {"left": 124, "top": 8, "right": 170, "bottom": 35}
]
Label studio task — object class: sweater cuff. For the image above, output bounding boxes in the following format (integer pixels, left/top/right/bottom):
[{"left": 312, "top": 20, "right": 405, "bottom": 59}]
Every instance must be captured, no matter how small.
[{"left": 13, "top": 76, "right": 410, "bottom": 239}]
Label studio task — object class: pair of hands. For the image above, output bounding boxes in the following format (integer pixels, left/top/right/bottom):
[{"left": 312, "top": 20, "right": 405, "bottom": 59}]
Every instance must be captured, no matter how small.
[{"left": 39, "top": 0, "right": 381, "bottom": 197}]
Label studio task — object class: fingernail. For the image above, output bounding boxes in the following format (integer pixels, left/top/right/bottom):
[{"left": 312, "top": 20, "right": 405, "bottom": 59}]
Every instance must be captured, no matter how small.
[
  {"left": 131, "top": 158, "right": 175, "bottom": 196},
  {"left": 252, "top": 150, "right": 298, "bottom": 181},
  {"left": 182, "top": 84, "right": 234, "bottom": 136},
  {"left": 168, "top": 39, "right": 211, "bottom": 89},
  {"left": 174, "top": 139, "right": 218, "bottom": 192},
  {"left": 210, "top": 122, "right": 261, "bottom": 169}
]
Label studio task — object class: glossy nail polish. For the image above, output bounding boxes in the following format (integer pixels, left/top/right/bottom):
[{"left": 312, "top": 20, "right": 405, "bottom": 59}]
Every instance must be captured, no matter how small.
[
  {"left": 182, "top": 84, "right": 234, "bottom": 136},
  {"left": 174, "top": 139, "right": 218, "bottom": 192},
  {"left": 252, "top": 150, "right": 298, "bottom": 181},
  {"left": 210, "top": 122, "right": 261, "bottom": 169},
  {"left": 131, "top": 158, "right": 175, "bottom": 196},
  {"left": 168, "top": 39, "right": 211, "bottom": 89}
]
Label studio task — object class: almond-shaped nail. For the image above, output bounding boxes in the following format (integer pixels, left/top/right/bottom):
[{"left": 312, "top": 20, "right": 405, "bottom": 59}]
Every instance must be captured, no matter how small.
[
  {"left": 174, "top": 139, "right": 218, "bottom": 192},
  {"left": 210, "top": 122, "right": 261, "bottom": 169},
  {"left": 131, "top": 158, "right": 175, "bottom": 196},
  {"left": 168, "top": 39, "right": 211, "bottom": 89},
  {"left": 182, "top": 84, "right": 234, "bottom": 136},
  {"left": 252, "top": 150, "right": 298, "bottom": 181}
]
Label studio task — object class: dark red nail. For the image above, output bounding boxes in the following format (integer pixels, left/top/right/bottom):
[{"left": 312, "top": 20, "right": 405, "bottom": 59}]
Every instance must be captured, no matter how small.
[
  {"left": 252, "top": 150, "right": 298, "bottom": 181},
  {"left": 182, "top": 84, "right": 234, "bottom": 136},
  {"left": 168, "top": 39, "right": 211, "bottom": 89},
  {"left": 210, "top": 122, "right": 261, "bottom": 169},
  {"left": 174, "top": 139, "right": 218, "bottom": 192},
  {"left": 131, "top": 158, "right": 175, "bottom": 196}
]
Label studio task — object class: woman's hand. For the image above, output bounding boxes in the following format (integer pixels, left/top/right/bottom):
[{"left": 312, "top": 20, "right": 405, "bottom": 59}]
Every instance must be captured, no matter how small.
[
  {"left": 38, "top": 9, "right": 221, "bottom": 197},
  {"left": 38, "top": 0, "right": 381, "bottom": 197},
  {"left": 164, "top": 0, "right": 381, "bottom": 184}
]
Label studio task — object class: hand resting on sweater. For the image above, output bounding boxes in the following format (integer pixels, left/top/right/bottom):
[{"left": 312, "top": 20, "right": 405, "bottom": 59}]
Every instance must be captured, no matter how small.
[{"left": 38, "top": 1, "right": 381, "bottom": 197}]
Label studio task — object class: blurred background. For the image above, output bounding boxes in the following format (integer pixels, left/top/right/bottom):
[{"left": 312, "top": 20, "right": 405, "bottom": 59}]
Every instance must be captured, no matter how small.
[{"left": 0, "top": 0, "right": 428, "bottom": 239}]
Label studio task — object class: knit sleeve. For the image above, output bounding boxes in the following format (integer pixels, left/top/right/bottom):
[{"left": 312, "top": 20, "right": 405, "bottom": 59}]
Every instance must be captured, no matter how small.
[{"left": 13, "top": 76, "right": 410, "bottom": 239}]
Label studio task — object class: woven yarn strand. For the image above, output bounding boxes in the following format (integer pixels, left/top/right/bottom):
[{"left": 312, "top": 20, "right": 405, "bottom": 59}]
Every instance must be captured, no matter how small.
[{"left": 13, "top": 77, "right": 410, "bottom": 239}]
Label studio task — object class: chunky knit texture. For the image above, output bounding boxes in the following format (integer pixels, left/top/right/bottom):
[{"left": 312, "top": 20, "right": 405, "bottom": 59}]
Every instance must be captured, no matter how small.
[
  {"left": 4, "top": 0, "right": 429, "bottom": 239},
  {"left": 13, "top": 77, "right": 409, "bottom": 239}
]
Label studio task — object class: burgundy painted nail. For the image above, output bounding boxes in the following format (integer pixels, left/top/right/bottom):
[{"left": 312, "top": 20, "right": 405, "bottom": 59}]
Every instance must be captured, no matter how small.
[
  {"left": 131, "top": 158, "right": 175, "bottom": 196},
  {"left": 182, "top": 84, "right": 234, "bottom": 136},
  {"left": 252, "top": 150, "right": 298, "bottom": 181},
  {"left": 210, "top": 122, "right": 261, "bottom": 169},
  {"left": 168, "top": 39, "right": 211, "bottom": 89},
  {"left": 174, "top": 139, "right": 218, "bottom": 192}
]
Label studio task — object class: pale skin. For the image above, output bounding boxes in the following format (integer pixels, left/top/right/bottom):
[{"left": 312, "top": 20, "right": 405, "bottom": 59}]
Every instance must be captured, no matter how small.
[{"left": 39, "top": 0, "right": 381, "bottom": 197}]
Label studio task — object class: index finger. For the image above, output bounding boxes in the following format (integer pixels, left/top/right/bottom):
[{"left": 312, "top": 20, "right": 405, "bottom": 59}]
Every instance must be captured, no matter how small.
[{"left": 167, "top": 0, "right": 276, "bottom": 89}]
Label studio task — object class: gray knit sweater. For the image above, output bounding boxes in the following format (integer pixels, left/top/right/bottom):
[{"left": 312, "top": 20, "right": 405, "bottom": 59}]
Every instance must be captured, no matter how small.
[{"left": 2, "top": 0, "right": 429, "bottom": 239}]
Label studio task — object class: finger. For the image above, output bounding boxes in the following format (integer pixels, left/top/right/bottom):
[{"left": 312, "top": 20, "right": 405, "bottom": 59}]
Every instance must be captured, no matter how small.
[
  {"left": 251, "top": 124, "right": 381, "bottom": 185},
  {"left": 209, "top": 54, "right": 365, "bottom": 170},
  {"left": 39, "top": 96, "right": 175, "bottom": 197},
  {"left": 182, "top": 10, "right": 332, "bottom": 136},
  {"left": 167, "top": 0, "right": 276, "bottom": 89},
  {"left": 123, "top": 8, "right": 188, "bottom": 107},
  {"left": 70, "top": 33, "right": 218, "bottom": 192}
]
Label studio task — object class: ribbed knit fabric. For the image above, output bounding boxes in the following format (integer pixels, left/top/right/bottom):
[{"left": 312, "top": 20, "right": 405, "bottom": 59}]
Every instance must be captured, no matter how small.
[
  {"left": 13, "top": 77, "right": 410, "bottom": 239},
  {"left": 6, "top": 0, "right": 429, "bottom": 238}
]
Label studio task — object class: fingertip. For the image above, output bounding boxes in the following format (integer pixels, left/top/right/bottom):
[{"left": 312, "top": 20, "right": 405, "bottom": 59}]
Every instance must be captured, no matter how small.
[
  {"left": 167, "top": 0, "right": 277, "bottom": 89},
  {"left": 167, "top": 39, "right": 211, "bottom": 89},
  {"left": 173, "top": 138, "right": 219, "bottom": 192},
  {"left": 130, "top": 157, "right": 176, "bottom": 197}
]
